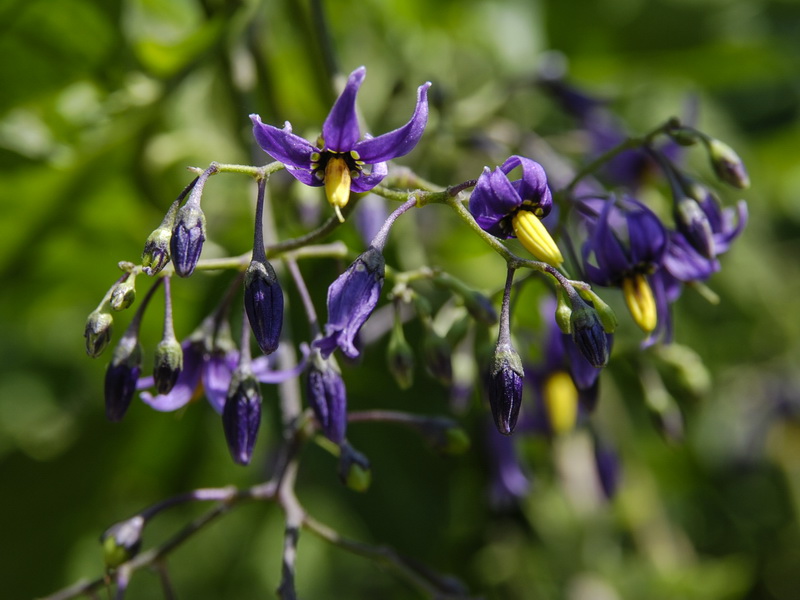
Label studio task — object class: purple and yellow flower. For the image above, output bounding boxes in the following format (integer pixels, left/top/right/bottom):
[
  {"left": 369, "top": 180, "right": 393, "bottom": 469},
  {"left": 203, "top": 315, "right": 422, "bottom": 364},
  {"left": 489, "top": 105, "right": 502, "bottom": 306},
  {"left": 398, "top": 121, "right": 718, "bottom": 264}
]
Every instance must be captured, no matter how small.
[
  {"left": 582, "top": 197, "right": 668, "bottom": 333},
  {"left": 250, "top": 67, "right": 431, "bottom": 222},
  {"left": 469, "top": 156, "right": 563, "bottom": 267}
]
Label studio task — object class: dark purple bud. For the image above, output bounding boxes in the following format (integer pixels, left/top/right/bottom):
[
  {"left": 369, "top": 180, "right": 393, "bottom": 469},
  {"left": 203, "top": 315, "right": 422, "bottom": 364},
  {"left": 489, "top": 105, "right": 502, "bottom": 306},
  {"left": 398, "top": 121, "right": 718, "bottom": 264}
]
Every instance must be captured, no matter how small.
[
  {"left": 153, "top": 337, "right": 184, "bottom": 394},
  {"left": 104, "top": 334, "right": 142, "bottom": 422},
  {"left": 244, "top": 258, "right": 284, "bottom": 355},
  {"left": 675, "top": 198, "right": 715, "bottom": 259},
  {"left": 170, "top": 203, "right": 206, "bottom": 277},
  {"left": 487, "top": 342, "right": 524, "bottom": 435},
  {"left": 85, "top": 309, "right": 113, "bottom": 358},
  {"left": 316, "top": 246, "right": 385, "bottom": 359},
  {"left": 101, "top": 515, "right": 145, "bottom": 569},
  {"left": 338, "top": 441, "right": 371, "bottom": 492},
  {"left": 569, "top": 300, "right": 608, "bottom": 368},
  {"left": 222, "top": 370, "right": 262, "bottom": 466},
  {"left": 306, "top": 354, "right": 347, "bottom": 444}
]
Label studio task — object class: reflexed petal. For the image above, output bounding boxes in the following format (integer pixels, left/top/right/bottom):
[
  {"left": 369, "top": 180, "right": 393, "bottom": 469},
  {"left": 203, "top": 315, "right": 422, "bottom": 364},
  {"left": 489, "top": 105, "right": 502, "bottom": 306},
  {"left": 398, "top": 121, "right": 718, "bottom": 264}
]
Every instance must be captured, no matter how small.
[
  {"left": 349, "top": 160, "right": 388, "bottom": 192},
  {"left": 469, "top": 167, "right": 522, "bottom": 237},
  {"left": 250, "top": 116, "right": 316, "bottom": 168},
  {"left": 714, "top": 200, "right": 748, "bottom": 254},
  {"left": 626, "top": 202, "right": 667, "bottom": 265},
  {"left": 285, "top": 164, "right": 322, "bottom": 187},
  {"left": 322, "top": 67, "right": 366, "bottom": 152},
  {"left": 203, "top": 351, "right": 238, "bottom": 414},
  {"left": 583, "top": 200, "right": 631, "bottom": 285},
  {"left": 501, "top": 156, "right": 552, "bottom": 215},
  {"left": 354, "top": 82, "right": 431, "bottom": 163}
]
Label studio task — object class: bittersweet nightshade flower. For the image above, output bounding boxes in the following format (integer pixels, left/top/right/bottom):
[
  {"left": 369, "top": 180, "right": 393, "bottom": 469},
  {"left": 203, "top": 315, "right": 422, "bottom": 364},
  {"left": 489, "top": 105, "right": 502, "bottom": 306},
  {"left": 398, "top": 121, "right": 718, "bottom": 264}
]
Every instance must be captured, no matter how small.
[
  {"left": 250, "top": 67, "right": 431, "bottom": 222},
  {"left": 315, "top": 246, "right": 385, "bottom": 360},
  {"left": 469, "top": 155, "right": 563, "bottom": 267},
  {"left": 582, "top": 198, "right": 667, "bottom": 333},
  {"left": 222, "top": 367, "right": 262, "bottom": 466},
  {"left": 306, "top": 352, "right": 347, "bottom": 444},
  {"left": 244, "top": 258, "right": 284, "bottom": 356}
]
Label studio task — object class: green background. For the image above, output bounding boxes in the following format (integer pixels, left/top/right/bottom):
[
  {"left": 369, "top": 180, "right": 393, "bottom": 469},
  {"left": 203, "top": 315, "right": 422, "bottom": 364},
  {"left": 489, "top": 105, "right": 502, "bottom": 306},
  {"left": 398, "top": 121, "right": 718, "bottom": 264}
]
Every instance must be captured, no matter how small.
[{"left": 1, "top": 0, "right": 800, "bottom": 598}]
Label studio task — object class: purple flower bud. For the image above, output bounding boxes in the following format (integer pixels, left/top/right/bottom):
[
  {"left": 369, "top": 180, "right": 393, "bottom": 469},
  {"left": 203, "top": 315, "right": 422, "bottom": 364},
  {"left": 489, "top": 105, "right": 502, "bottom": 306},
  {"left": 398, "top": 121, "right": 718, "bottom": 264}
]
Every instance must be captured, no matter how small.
[
  {"left": 244, "top": 258, "right": 284, "bottom": 355},
  {"left": 315, "top": 246, "right": 385, "bottom": 359},
  {"left": 222, "top": 370, "right": 262, "bottom": 466},
  {"left": 487, "top": 342, "right": 524, "bottom": 435},
  {"left": 675, "top": 197, "right": 715, "bottom": 259},
  {"left": 569, "top": 300, "right": 608, "bottom": 368},
  {"left": 706, "top": 138, "right": 749, "bottom": 189},
  {"left": 104, "top": 334, "right": 142, "bottom": 422},
  {"left": 170, "top": 203, "right": 206, "bottom": 277},
  {"left": 153, "top": 337, "right": 184, "bottom": 394},
  {"left": 85, "top": 310, "right": 113, "bottom": 358},
  {"left": 306, "top": 354, "right": 347, "bottom": 444}
]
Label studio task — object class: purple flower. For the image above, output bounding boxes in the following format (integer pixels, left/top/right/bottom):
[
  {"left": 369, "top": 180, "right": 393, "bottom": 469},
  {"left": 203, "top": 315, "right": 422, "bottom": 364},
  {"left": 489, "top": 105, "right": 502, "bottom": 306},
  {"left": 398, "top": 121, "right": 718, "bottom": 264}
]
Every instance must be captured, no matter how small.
[
  {"left": 486, "top": 427, "right": 531, "bottom": 509},
  {"left": 469, "top": 156, "right": 563, "bottom": 266},
  {"left": 306, "top": 353, "right": 347, "bottom": 444},
  {"left": 314, "top": 246, "right": 385, "bottom": 360},
  {"left": 250, "top": 67, "right": 431, "bottom": 221},
  {"left": 139, "top": 338, "right": 308, "bottom": 414},
  {"left": 582, "top": 197, "right": 668, "bottom": 333},
  {"left": 222, "top": 369, "right": 262, "bottom": 466}
]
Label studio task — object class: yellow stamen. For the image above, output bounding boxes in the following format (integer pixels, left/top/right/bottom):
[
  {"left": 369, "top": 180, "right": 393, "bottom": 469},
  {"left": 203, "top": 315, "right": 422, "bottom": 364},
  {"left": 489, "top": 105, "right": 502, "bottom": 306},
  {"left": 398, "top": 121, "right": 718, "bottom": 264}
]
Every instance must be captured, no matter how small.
[
  {"left": 324, "top": 157, "right": 351, "bottom": 223},
  {"left": 622, "top": 273, "right": 657, "bottom": 332},
  {"left": 512, "top": 211, "right": 564, "bottom": 267},
  {"left": 543, "top": 371, "right": 578, "bottom": 435}
]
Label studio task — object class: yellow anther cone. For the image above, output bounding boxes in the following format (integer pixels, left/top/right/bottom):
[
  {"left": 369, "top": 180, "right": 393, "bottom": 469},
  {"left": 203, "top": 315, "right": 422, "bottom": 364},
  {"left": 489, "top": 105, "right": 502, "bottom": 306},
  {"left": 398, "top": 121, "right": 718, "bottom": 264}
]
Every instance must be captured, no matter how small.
[
  {"left": 543, "top": 371, "right": 578, "bottom": 435},
  {"left": 324, "top": 157, "right": 351, "bottom": 223},
  {"left": 512, "top": 211, "right": 564, "bottom": 267},
  {"left": 622, "top": 273, "right": 657, "bottom": 332}
]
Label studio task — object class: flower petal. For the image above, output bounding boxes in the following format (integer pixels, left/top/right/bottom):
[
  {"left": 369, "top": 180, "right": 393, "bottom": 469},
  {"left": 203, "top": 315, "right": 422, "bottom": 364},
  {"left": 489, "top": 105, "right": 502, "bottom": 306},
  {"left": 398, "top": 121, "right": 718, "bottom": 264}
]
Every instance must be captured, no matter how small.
[
  {"left": 250, "top": 115, "right": 316, "bottom": 168},
  {"left": 501, "top": 156, "right": 552, "bottom": 215},
  {"left": 353, "top": 82, "right": 431, "bottom": 163},
  {"left": 322, "top": 67, "right": 366, "bottom": 152},
  {"left": 349, "top": 160, "right": 388, "bottom": 192},
  {"left": 469, "top": 166, "right": 522, "bottom": 237}
]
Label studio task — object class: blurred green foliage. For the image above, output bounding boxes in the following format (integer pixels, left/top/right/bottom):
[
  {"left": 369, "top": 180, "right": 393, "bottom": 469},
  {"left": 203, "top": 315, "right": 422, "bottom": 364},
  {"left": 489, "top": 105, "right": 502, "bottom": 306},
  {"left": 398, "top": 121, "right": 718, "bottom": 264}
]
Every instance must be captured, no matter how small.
[{"left": 1, "top": 0, "right": 800, "bottom": 598}]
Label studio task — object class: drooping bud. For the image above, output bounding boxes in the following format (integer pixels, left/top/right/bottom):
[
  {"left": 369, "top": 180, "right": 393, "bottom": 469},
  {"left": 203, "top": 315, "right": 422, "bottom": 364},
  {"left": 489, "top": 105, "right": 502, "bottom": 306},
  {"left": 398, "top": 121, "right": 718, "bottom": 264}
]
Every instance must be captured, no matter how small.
[
  {"left": 109, "top": 275, "right": 136, "bottom": 312},
  {"left": 153, "top": 337, "right": 183, "bottom": 395},
  {"left": 338, "top": 442, "right": 372, "bottom": 492},
  {"left": 244, "top": 258, "right": 284, "bottom": 356},
  {"left": 705, "top": 138, "right": 749, "bottom": 189},
  {"left": 577, "top": 288, "right": 617, "bottom": 333},
  {"left": 307, "top": 351, "right": 347, "bottom": 444},
  {"left": 434, "top": 272, "right": 498, "bottom": 325},
  {"left": 104, "top": 333, "right": 142, "bottom": 422},
  {"left": 554, "top": 287, "right": 573, "bottom": 334},
  {"left": 222, "top": 368, "right": 262, "bottom": 466},
  {"left": 101, "top": 516, "right": 145, "bottom": 569},
  {"left": 387, "top": 317, "right": 414, "bottom": 389},
  {"left": 666, "top": 125, "right": 701, "bottom": 147},
  {"left": 142, "top": 199, "right": 181, "bottom": 276},
  {"left": 487, "top": 342, "right": 525, "bottom": 435},
  {"left": 170, "top": 202, "right": 206, "bottom": 277},
  {"left": 85, "top": 309, "right": 113, "bottom": 358},
  {"left": 675, "top": 197, "right": 715, "bottom": 259},
  {"left": 569, "top": 299, "right": 609, "bottom": 368}
]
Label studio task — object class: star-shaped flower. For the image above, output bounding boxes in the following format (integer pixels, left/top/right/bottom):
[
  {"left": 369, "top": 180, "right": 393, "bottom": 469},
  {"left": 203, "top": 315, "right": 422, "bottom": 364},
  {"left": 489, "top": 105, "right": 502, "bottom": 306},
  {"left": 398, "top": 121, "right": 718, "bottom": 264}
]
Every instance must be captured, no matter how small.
[{"left": 250, "top": 67, "right": 431, "bottom": 221}]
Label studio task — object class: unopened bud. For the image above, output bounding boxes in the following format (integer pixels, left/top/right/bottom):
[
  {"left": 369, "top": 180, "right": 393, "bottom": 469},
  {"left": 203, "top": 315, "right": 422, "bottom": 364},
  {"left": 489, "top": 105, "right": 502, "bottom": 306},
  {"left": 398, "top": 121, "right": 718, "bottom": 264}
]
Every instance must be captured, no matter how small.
[
  {"left": 244, "top": 258, "right": 284, "bottom": 355},
  {"left": 153, "top": 337, "right": 183, "bottom": 394},
  {"left": 85, "top": 310, "right": 113, "bottom": 358},
  {"left": 222, "top": 369, "right": 262, "bottom": 466},
  {"left": 570, "top": 300, "right": 608, "bottom": 368},
  {"left": 101, "top": 516, "right": 145, "bottom": 569},
  {"left": 170, "top": 203, "right": 206, "bottom": 277},
  {"left": 307, "top": 353, "right": 347, "bottom": 444},
  {"left": 577, "top": 288, "right": 617, "bottom": 333},
  {"left": 110, "top": 277, "right": 136, "bottom": 311},
  {"left": 387, "top": 320, "right": 414, "bottom": 389},
  {"left": 422, "top": 327, "right": 453, "bottom": 386},
  {"left": 338, "top": 442, "right": 371, "bottom": 492},
  {"left": 555, "top": 288, "right": 572, "bottom": 334},
  {"left": 675, "top": 197, "right": 715, "bottom": 259},
  {"left": 105, "top": 334, "right": 142, "bottom": 422},
  {"left": 142, "top": 226, "right": 173, "bottom": 276},
  {"left": 487, "top": 342, "right": 524, "bottom": 435},
  {"left": 666, "top": 126, "right": 701, "bottom": 146},
  {"left": 706, "top": 138, "right": 749, "bottom": 189}
]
